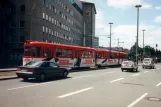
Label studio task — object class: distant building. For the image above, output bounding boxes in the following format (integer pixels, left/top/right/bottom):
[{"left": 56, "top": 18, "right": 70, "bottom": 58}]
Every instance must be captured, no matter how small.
[{"left": 0, "top": 0, "right": 97, "bottom": 68}]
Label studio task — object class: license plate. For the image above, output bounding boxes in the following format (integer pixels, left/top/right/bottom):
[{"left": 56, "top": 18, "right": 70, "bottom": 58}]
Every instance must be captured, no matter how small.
[{"left": 21, "top": 69, "right": 27, "bottom": 72}]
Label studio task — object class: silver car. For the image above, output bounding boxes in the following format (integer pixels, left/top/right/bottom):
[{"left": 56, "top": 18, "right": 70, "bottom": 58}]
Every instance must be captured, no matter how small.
[
  {"left": 121, "top": 61, "right": 138, "bottom": 72},
  {"left": 142, "top": 58, "right": 155, "bottom": 69}
]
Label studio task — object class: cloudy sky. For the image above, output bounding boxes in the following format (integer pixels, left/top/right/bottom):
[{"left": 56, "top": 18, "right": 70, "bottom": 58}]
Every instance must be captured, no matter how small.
[{"left": 81, "top": 0, "right": 161, "bottom": 50}]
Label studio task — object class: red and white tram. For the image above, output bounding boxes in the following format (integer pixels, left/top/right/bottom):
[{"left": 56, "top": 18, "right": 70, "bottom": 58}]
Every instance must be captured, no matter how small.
[
  {"left": 23, "top": 40, "right": 128, "bottom": 68},
  {"left": 23, "top": 40, "right": 96, "bottom": 68}
]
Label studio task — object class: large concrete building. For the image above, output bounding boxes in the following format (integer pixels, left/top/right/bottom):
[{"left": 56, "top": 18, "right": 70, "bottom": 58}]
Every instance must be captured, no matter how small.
[{"left": 0, "top": 0, "right": 98, "bottom": 68}]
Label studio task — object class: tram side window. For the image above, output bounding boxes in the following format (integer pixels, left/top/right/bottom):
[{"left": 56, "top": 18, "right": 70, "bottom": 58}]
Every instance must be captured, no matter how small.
[
  {"left": 67, "top": 49, "right": 72, "bottom": 57},
  {"left": 89, "top": 51, "right": 93, "bottom": 58},
  {"left": 62, "top": 49, "right": 72, "bottom": 57},
  {"left": 24, "top": 47, "right": 30, "bottom": 56},
  {"left": 98, "top": 53, "right": 104, "bottom": 58},
  {"left": 110, "top": 53, "right": 115, "bottom": 58},
  {"left": 36, "top": 47, "right": 42, "bottom": 57},
  {"left": 56, "top": 48, "right": 62, "bottom": 57},
  {"left": 31, "top": 47, "right": 36, "bottom": 57},
  {"left": 49, "top": 48, "right": 53, "bottom": 57},
  {"left": 43, "top": 48, "right": 48, "bottom": 57},
  {"left": 81, "top": 51, "right": 88, "bottom": 58}
]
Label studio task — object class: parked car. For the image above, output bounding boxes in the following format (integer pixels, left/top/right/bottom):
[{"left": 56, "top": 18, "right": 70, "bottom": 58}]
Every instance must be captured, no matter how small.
[
  {"left": 142, "top": 58, "right": 155, "bottom": 69},
  {"left": 16, "top": 61, "right": 71, "bottom": 82},
  {"left": 121, "top": 61, "right": 138, "bottom": 72}
]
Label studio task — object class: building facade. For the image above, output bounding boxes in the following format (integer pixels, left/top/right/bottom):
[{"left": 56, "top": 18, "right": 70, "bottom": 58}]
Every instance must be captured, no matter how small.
[
  {"left": 82, "top": 1, "right": 97, "bottom": 48},
  {"left": 0, "top": 0, "right": 97, "bottom": 68}
]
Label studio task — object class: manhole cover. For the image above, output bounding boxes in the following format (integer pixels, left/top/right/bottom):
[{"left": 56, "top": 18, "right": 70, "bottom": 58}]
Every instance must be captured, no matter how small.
[{"left": 145, "top": 97, "right": 161, "bottom": 102}]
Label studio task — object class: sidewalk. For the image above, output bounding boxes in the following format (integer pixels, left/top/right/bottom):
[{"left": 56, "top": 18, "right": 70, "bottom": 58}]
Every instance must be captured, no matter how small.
[{"left": 0, "top": 68, "right": 17, "bottom": 80}]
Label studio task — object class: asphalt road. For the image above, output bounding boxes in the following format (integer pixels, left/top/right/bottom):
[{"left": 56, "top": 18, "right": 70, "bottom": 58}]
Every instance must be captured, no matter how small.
[{"left": 0, "top": 64, "right": 161, "bottom": 107}]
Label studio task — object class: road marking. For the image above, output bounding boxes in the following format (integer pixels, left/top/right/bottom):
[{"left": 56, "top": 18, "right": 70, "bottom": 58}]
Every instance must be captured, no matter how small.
[
  {"left": 110, "top": 78, "right": 124, "bottom": 83},
  {"left": 58, "top": 87, "right": 93, "bottom": 98},
  {"left": 144, "top": 71, "right": 149, "bottom": 73},
  {"left": 72, "top": 75, "right": 93, "bottom": 79},
  {"left": 127, "top": 93, "right": 148, "bottom": 107},
  {"left": 156, "top": 81, "right": 161, "bottom": 87},
  {"left": 132, "top": 73, "right": 140, "bottom": 76},
  {"left": 7, "top": 81, "right": 54, "bottom": 91}
]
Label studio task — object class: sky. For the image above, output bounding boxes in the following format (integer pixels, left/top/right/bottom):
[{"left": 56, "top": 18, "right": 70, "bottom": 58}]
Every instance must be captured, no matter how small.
[{"left": 81, "top": 0, "right": 161, "bottom": 50}]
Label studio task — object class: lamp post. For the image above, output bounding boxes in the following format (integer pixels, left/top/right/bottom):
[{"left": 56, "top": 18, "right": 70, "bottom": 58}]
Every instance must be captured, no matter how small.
[
  {"left": 109, "top": 22, "right": 113, "bottom": 52},
  {"left": 142, "top": 29, "right": 146, "bottom": 58},
  {"left": 135, "top": 5, "right": 142, "bottom": 64}
]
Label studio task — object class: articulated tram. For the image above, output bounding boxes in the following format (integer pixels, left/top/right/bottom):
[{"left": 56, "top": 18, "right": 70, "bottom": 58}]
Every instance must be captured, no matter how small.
[{"left": 23, "top": 40, "right": 128, "bottom": 68}]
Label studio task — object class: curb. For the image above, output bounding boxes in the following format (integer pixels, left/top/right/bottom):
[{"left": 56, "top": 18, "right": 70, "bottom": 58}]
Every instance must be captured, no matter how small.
[{"left": 0, "top": 75, "right": 18, "bottom": 81}]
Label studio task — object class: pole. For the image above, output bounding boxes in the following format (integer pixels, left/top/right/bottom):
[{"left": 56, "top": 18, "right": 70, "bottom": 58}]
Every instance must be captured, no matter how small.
[
  {"left": 109, "top": 22, "right": 113, "bottom": 52},
  {"left": 142, "top": 30, "right": 145, "bottom": 58},
  {"left": 83, "top": 22, "right": 86, "bottom": 46},
  {"left": 135, "top": 5, "right": 142, "bottom": 64}
]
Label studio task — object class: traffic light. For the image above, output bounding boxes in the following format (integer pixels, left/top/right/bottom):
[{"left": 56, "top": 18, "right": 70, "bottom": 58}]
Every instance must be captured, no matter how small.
[{"left": 156, "top": 44, "right": 158, "bottom": 47}]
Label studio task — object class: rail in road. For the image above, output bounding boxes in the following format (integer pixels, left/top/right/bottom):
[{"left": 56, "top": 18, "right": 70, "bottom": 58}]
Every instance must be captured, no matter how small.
[{"left": 0, "top": 64, "right": 161, "bottom": 107}]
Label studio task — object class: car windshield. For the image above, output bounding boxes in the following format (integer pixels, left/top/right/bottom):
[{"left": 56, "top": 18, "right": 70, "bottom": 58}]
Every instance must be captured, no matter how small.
[
  {"left": 143, "top": 59, "right": 151, "bottom": 62},
  {"left": 25, "top": 61, "right": 42, "bottom": 67}
]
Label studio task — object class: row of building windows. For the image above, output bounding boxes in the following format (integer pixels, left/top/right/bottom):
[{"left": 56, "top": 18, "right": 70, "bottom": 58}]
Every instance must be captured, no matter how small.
[
  {"left": 43, "top": 0, "right": 73, "bottom": 16},
  {"left": 42, "top": 13, "right": 71, "bottom": 32},
  {"left": 42, "top": 26, "right": 73, "bottom": 41}
]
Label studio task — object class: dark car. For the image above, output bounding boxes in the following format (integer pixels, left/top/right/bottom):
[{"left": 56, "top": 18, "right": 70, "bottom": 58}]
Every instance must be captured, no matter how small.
[{"left": 16, "top": 61, "right": 71, "bottom": 82}]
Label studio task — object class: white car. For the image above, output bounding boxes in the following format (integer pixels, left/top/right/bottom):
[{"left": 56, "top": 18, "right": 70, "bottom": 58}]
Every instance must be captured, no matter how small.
[
  {"left": 121, "top": 61, "right": 138, "bottom": 72},
  {"left": 142, "top": 58, "right": 155, "bottom": 69}
]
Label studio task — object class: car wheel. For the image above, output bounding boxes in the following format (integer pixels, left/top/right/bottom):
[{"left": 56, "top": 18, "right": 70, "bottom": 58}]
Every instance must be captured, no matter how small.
[
  {"left": 121, "top": 69, "right": 124, "bottom": 72},
  {"left": 39, "top": 73, "right": 46, "bottom": 82},
  {"left": 136, "top": 68, "right": 138, "bottom": 72},
  {"left": 63, "top": 70, "right": 68, "bottom": 78},
  {"left": 131, "top": 69, "right": 134, "bottom": 72},
  {"left": 22, "top": 77, "right": 28, "bottom": 81}
]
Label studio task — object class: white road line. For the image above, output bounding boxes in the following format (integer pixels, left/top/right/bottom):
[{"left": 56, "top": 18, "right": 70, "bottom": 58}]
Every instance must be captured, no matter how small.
[
  {"left": 57, "top": 87, "right": 93, "bottom": 98},
  {"left": 144, "top": 71, "right": 149, "bottom": 73},
  {"left": 127, "top": 93, "right": 148, "bottom": 107},
  {"left": 110, "top": 78, "right": 124, "bottom": 83},
  {"left": 72, "top": 75, "right": 93, "bottom": 79},
  {"left": 132, "top": 73, "right": 140, "bottom": 76},
  {"left": 156, "top": 81, "right": 161, "bottom": 87},
  {"left": 7, "top": 81, "right": 54, "bottom": 91}
]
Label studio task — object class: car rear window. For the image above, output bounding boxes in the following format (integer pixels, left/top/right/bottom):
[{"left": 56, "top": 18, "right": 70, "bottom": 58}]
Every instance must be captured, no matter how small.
[
  {"left": 123, "top": 61, "right": 132, "bottom": 65},
  {"left": 26, "top": 61, "right": 42, "bottom": 67}
]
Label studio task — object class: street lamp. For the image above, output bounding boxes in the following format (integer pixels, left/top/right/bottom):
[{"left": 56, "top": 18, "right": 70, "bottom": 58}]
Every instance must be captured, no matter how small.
[
  {"left": 109, "top": 22, "right": 113, "bottom": 52},
  {"left": 135, "top": 4, "right": 142, "bottom": 64},
  {"left": 142, "top": 29, "right": 146, "bottom": 58}
]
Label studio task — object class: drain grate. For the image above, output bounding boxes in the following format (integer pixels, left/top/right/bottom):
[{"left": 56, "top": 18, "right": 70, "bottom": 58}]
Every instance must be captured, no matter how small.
[{"left": 145, "top": 97, "right": 161, "bottom": 102}]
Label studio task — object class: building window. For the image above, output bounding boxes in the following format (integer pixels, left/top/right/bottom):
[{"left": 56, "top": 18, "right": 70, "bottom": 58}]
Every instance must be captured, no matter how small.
[
  {"left": 57, "top": 21, "right": 59, "bottom": 26},
  {"left": 19, "top": 21, "right": 25, "bottom": 28},
  {"left": 46, "top": 27, "right": 48, "bottom": 33},
  {"left": 49, "top": 16, "right": 51, "bottom": 22},
  {"left": 52, "top": 30, "right": 53, "bottom": 35},
  {"left": 20, "top": 36, "right": 25, "bottom": 42},
  {"left": 57, "top": 32, "right": 58, "bottom": 37},
  {"left": 54, "top": 31, "right": 56, "bottom": 36},
  {"left": 55, "top": 8, "right": 57, "bottom": 14},
  {"left": 52, "top": 6, "right": 54, "bottom": 11},
  {"left": 10, "top": 19, "right": 16, "bottom": 28},
  {"left": 42, "top": 26, "right": 45, "bottom": 32},
  {"left": 43, "top": 13, "right": 45, "bottom": 19},
  {"left": 52, "top": 18, "right": 54, "bottom": 23},
  {"left": 54, "top": 20, "right": 57, "bottom": 25},
  {"left": 49, "top": 28, "right": 51, "bottom": 34},
  {"left": 46, "top": 14, "right": 48, "bottom": 20},
  {"left": 20, "top": 4, "right": 25, "bottom": 12}
]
